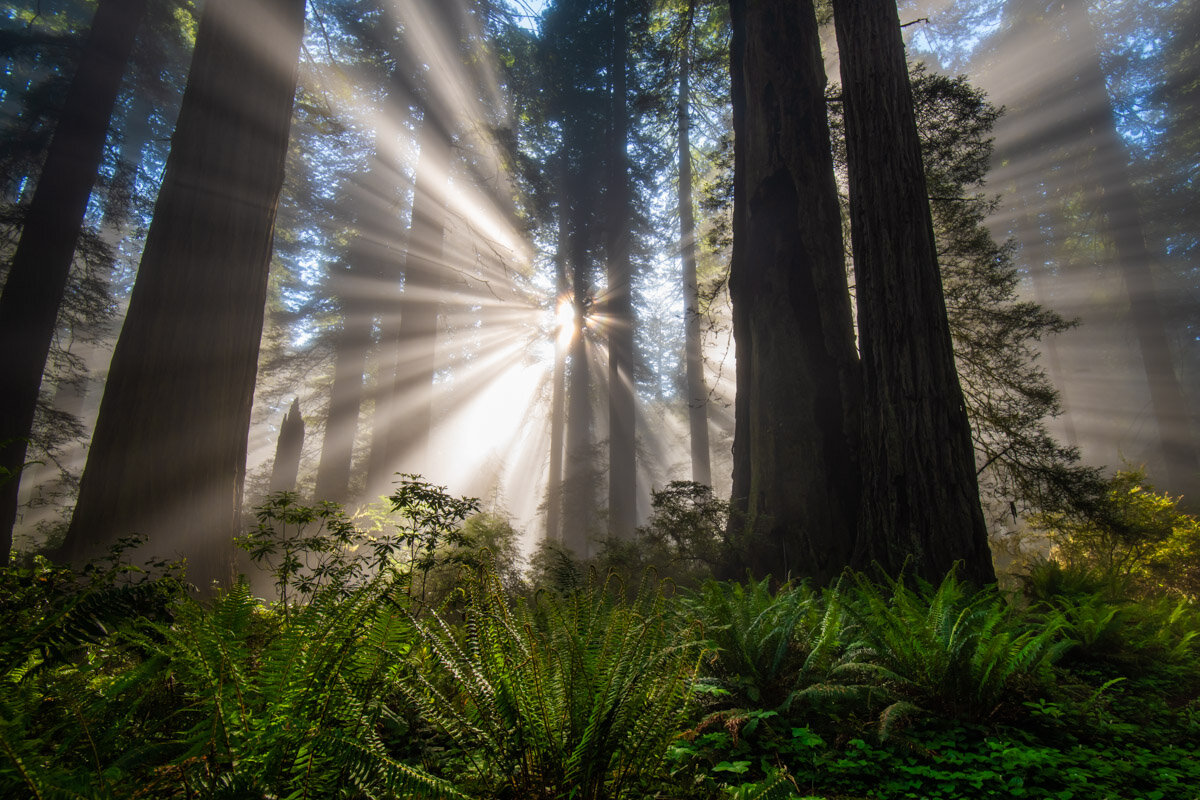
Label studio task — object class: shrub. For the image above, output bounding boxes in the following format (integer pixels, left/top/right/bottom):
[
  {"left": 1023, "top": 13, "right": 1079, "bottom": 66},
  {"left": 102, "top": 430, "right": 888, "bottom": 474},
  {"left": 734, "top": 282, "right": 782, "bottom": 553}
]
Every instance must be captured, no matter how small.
[{"left": 1032, "top": 468, "right": 1200, "bottom": 599}]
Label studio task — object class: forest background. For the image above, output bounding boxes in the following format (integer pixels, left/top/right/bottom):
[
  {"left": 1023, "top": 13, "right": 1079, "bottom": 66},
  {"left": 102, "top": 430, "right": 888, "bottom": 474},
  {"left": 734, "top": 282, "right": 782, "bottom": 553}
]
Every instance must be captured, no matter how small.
[{"left": 0, "top": 0, "right": 1197, "bottom": 585}]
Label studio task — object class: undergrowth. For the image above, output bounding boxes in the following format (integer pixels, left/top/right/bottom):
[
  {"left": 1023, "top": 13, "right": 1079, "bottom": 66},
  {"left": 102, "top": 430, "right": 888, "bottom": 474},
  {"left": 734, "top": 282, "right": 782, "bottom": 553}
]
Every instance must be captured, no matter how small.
[{"left": 2, "top": 482, "right": 1198, "bottom": 799}]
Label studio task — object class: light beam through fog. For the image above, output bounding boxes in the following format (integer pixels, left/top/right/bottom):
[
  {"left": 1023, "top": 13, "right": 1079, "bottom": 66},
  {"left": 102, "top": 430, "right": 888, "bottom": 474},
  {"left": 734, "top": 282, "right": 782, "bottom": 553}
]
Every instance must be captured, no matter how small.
[
  {"left": 5, "top": 0, "right": 1197, "bottom": 562},
  {"left": 906, "top": 0, "right": 1199, "bottom": 505}
]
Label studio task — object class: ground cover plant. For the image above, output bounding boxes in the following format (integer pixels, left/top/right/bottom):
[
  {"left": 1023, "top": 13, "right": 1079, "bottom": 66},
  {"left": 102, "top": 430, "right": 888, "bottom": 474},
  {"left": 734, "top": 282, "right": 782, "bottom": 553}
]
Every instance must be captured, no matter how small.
[{"left": 2, "top": 479, "right": 1199, "bottom": 799}]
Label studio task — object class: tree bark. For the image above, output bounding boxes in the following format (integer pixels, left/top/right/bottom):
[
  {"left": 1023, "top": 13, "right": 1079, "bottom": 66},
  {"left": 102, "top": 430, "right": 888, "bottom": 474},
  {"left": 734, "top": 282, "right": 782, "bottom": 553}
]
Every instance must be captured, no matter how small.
[
  {"left": 606, "top": 0, "right": 637, "bottom": 540},
  {"left": 60, "top": 0, "right": 304, "bottom": 588},
  {"left": 269, "top": 398, "right": 305, "bottom": 494},
  {"left": 832, "top": 0, "right": 993, "bottom": 584},
  {"left": 0, "top": 0, "right": 149, "bottom": 558},
  {"left": 726, "top": 0, "right": 862, "bottom": 584},
  {"left": 678, "top": 36, "right": 712, "bottom": 488}
]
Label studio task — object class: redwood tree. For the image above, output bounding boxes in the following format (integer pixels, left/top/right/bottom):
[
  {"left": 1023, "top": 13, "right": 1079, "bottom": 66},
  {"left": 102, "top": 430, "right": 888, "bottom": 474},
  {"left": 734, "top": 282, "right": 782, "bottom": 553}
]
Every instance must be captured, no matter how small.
[
  {"left": 726, "top": 0, "right": 862, "bottom": 584},
  {"left": 677, "top": 29, "right": 711, "bottom": 488},
  {"left": 269, "top": 398, "right": 305, "bottom": 494},
  {"left": 832, "top": 0, "right": 994, "bottom": 584},
  {"left": 61, "top": 0, "right": 305, "bottom": 587},
  {"left": 606, "top": 0, "right": 637, "bottom": 540},
  {"left": 0, "top": 0, "right": 149, "bottom": 558}
]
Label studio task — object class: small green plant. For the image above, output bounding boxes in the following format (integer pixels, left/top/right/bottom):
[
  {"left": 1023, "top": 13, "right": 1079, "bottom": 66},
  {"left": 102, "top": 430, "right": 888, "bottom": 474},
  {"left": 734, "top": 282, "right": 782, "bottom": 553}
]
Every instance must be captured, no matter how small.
[{"left": 387, "top": 474, "right": 481, "bottom": 602}]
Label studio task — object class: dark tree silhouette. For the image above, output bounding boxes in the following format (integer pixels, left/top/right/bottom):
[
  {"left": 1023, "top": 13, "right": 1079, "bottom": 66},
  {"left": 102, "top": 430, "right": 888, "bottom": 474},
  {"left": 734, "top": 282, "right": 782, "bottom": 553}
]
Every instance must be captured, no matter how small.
[
  {"left": 61, "top": 0, "right": 305, "bottom": 587},
  {"left": 726, "top": 0, "right": 862, "bottom": 583},
  {"left": 606, "top": 0, "right": 637, "bottom": 540},
  {"left": 269, "top": 398, "right": 305, "bottom": 494},
  {"left": 677, "top": 24, "right": 711, "bottom": 488},
  {"left": 0, "top": 0, "right": 149, "bottom": 558},
  {"left": 832, "top": 0, "right": 993, "bottom": 584}
]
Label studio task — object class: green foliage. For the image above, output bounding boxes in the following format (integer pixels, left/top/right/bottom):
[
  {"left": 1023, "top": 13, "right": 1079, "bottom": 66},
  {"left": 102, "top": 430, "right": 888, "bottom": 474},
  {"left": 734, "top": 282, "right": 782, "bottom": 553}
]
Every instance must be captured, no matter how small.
[
  {"left": 1022, "top": 560, "right": 1200, "bottom": 671},
  {"left": 593, "top": 481, "right": 731, "bottom": 587},
  {"left": 387, "top": 474, "right": 482, "bottom": 603},
  {"left": 0, "top": 540, "right": 186, "bottom": 798},
  {"left": 4, "top": 510, "right": 1198, "bottom": 800},
  {"left": 402, "top": 566, "right": 699, "bottom": 799},
  {"left": 1033, "top": 468, "right": 1200, "bottom": 599},
  {"left": 415, "top": 512, "right": 527, "bottom": 607},
  {"left": 239, "top": 492, "right": 399, "bottom": 613},
  {"left": 124, "top": 577, "right": 460, "bottom": 799}
]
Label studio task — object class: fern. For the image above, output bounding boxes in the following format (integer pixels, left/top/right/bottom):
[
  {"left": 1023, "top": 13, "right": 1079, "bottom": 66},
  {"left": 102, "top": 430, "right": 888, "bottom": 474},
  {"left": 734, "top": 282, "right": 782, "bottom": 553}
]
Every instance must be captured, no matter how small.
[
  {"left": 403, "top": 565, "right": 699, "bottom": 800},
  {"left": 838, "top": 569, "right": 1068, "bottom": 722},
  {"left": 688, "top": 578, "right": 846, "bottom": 712}
]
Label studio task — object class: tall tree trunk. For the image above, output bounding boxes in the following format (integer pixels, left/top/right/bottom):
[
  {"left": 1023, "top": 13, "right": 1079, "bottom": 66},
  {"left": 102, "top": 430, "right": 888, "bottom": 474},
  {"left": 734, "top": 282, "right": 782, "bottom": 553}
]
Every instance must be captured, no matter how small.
[
  {"left": 562, "top": 237, "right": 593, "bottom": 557},
  {"left": 1016, "top": 179, "right": 1079, "bottom": 448},
  {"left": 561, "top": 144, "right": 596, "bottom": 557},
  {"left": 726, "top": 0, "right": 861, "bottom": 584},
  {"left": 61, "top": 0, "right": 304, "bottom": 589},
  {"left": 0, "top": 0, "right": 149, "bottom": 558},
  {"left": 314, "top": 236, "right": 376, "bottom": 503},
  {"left": 606, "top": 0, "right": 636, "bottom": 540},
  {"left": 269, "top": 398, "right": 305, "bottom": 494},
  {"left": 832, "top": 0, "right": 993, "bottom": 584},
  {"left": 677, "top": 38, "right": 711, "bottom": 488},
  {"left": 545, "top": 152, "right": 570, "bottom": 543}
]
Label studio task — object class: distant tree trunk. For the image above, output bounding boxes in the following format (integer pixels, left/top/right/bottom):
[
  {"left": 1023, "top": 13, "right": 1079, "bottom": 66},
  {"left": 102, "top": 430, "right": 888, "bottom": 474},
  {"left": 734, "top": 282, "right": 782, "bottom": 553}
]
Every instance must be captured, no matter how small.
[
  {"left": 314, "top": 241, "right": 376, "bottom": 502},
  {"left": 372, "top": 117, "right": 451, "bottom": 484},
  {"left": 0, "top": 0, "right": 149, "bottom": 559},
  {"left": 725, "top": 0, "right": 862, "bottom": 584},
  {"left": 562, "top": 248, "right": 593, "bottom": 557},
  {"left": 562, "top": 147, "right": 596, "bottom": 556},
  {"left": 677, "top": 38, "right": 711, "bottom": 488},
  {"left": 832, "top": 0, "right": 993, "bottom": 584},
  {"left": 61, "top": 0, "right": 304, "bottom": 588},
  {"left": 606, "top": 0, "right": 636, "bottom": 540},
  {"left": 1061, "top": 1, "right": 1198, "bottom": 500},
  {"left": 545, "top": 153, "right": 570, "bottom": 543},
  {"left": 269, "top": 398, "right": 305, "bottom": 494}
]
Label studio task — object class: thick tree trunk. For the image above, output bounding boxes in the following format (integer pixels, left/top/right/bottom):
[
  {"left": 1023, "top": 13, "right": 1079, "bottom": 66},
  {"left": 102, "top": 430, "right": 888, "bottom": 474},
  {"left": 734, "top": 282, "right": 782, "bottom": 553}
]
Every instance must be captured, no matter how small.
[
  {"left": 269, "top": 398, "right": 305, "bottom": 494},
  {"left": 726, "top": 0, "right": 862, "bottom": 584},
  {"left": 0, "top": 0, "right": 149, "bottom": 558},
  {"left": 606, "top": 0, "right": 637, "bottom": 540},
  {"left": 61, "top": 0, "right": 304, "bottom": 588},
  {"left": 832, "top": 0, "right": 993, "bottom": 584},
  {"left": 678, "top": 42, "right": 712, "bottom": 488}
]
